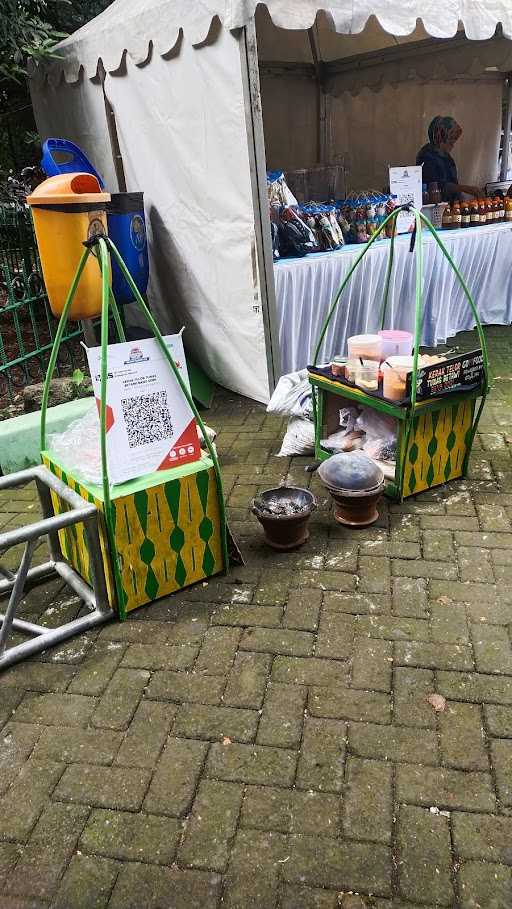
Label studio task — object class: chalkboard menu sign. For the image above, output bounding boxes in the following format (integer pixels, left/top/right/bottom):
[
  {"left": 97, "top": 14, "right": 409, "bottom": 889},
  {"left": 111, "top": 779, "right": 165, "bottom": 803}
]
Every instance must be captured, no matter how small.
[{"left": 406, "top": 349, "right": 485, "bottom": 400}]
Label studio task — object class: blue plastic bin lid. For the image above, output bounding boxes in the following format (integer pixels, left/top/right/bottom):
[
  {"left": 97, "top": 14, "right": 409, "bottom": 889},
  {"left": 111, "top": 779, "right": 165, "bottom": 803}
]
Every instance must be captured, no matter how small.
[{"left": 41, "top": 138, "right": 105, "bottom": 189}]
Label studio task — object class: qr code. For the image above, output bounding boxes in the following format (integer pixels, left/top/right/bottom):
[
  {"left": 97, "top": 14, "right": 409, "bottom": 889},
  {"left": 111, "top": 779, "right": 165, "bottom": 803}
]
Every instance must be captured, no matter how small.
[
  {"left": 121, "top": 391, "right": 173, "bottom": 448},
  {"left": 399, "top": 193, "right": 414, "bottom": 204}
]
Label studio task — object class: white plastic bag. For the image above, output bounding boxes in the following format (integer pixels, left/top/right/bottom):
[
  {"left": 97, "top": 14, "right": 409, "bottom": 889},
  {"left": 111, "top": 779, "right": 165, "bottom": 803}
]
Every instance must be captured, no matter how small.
[
  {"left": 321, "top": 429, "right": 364, "bottom": 452},
  {"left": 355, "top": 410, "right": 397, "bottom": 461},
  {"left": 49, "top": 405, "right": 103, "bottom": 484},
  {"left": 278, "top": 416, "right": 315, "bottom": 457},
  {"left": 267, "top": 370, "right": 312, "bottom": 419}
]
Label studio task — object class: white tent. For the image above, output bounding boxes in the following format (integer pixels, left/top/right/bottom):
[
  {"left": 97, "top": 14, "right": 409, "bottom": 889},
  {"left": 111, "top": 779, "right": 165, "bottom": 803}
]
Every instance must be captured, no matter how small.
[{"left": 29, "top": 1, "right": 512, "bottom": 403}]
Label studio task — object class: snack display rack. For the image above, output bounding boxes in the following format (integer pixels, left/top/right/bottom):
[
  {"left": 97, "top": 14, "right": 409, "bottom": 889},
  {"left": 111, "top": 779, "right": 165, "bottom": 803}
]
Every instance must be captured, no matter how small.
[
  {"left": 39, "top": 234, "right": 230, "bottom": 619},
  {"left": 309, "top": 205, "right": 490, "bottom": 500}
]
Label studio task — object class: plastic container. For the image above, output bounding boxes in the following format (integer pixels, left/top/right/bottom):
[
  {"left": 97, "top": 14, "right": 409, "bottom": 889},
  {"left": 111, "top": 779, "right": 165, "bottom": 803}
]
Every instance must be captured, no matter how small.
[
  {"left": 421, "top": 202, "right": 447, "bottom": 229},
  {"left": 354, "top": 360, "right": 379, "bottom": 392},
  {"left": 41, "top": 139, "right": 149, "bottom": 307},
  {"left": 378, "top": 330, "right": 413, "bottom": 360},
  {"left": 347, "top": 334, "right": 382, "bottom": 362},
  {"left": 345, "top": 359, "right": 359, "bottom": 383},
  {"left": 331, "top": 356, "right": 347, "bottom": 377},
  {"left": 382, "top": 355, "right": 414, "bottom": 401},
  {"left": 27, "top": 173, "right": 111, "bottom": 320}
]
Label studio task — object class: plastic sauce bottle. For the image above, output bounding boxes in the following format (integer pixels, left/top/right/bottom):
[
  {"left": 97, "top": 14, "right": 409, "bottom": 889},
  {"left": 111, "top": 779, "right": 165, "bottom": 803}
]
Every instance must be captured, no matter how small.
[
  {"left": 478, "top": 199, "right": 487, "bottom": 225},
  {"left": 498, "top": 196, "right": 506, "bottom": 222},
  {"left": 470, "top": 201, "right": 480, "bottom": 227},
  {"left": 442, "top": 204, "right": 452, "bottom": 229},
  {"left": 461, "top": 202, "right": 471, "bottom": 227},
  {"left": 451, "top": 202, "right": 462, "bottom": 229}
]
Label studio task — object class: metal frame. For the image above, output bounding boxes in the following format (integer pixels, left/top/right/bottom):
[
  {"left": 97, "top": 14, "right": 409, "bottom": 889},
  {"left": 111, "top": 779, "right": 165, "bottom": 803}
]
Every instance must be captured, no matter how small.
[{"left": 0, "top": 465, "right": 111, "bottom": 670}]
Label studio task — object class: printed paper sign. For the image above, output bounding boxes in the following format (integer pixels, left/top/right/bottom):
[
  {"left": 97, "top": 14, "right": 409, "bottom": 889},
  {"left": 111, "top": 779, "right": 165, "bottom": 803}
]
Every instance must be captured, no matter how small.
[
  {"left": 86, "top": 334, "right": 200, "bottom": 485},
  {"left": 389, "top": 165, "right": 423, "bottom": 234},
  {"left": 407, "top": 349, "right": 484, "bottom": 400}
]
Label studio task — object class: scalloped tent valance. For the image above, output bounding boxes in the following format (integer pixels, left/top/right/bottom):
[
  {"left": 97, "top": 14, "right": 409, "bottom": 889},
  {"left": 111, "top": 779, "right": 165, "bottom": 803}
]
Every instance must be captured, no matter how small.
[{"left": 28, "top": 0, "right": 512, "bottom": 85}]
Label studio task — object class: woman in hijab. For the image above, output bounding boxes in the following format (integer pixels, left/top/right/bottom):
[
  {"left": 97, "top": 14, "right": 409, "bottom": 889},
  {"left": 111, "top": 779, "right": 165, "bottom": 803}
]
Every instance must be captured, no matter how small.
[{"left": 417, "top": 116, "right": 481, "bottom": 202}]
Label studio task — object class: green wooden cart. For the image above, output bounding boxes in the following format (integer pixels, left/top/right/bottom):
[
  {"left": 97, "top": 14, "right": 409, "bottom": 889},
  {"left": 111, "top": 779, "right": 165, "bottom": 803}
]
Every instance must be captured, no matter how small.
[{"left": 310, "top": 205, "right": 490, "bottom": 501}]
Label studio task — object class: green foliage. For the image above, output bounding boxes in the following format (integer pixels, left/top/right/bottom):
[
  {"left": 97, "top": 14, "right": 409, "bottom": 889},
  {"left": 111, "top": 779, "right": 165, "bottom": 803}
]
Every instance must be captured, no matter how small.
[
  {"left": 0, "top": 1, "right": 68, "bottom": 84},
  {"left": 72, "top": 368, "right": 85, "bottom": 387},
  {"left": 0, "top": 0, "right": 112, "bottom": 174}
]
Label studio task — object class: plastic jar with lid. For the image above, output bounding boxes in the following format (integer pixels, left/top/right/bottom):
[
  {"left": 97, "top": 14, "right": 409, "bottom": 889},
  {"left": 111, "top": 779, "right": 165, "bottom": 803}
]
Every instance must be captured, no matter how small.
[
  {"left": 382, "top": 356, "right": 414, "bottom": 401},
  {"left": 378, "top": 330, "right": 413, "bottom": 359},
  {"left": 347, "top": 334, "right": 382, "bottom": 362}
]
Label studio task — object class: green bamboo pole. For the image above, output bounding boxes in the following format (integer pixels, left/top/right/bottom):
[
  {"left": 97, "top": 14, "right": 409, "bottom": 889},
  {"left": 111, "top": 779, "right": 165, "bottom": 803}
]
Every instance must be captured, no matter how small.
[
  {"left": 399, "top": 209, "right": 424, "bottom": 497},
  {"left": 109, "top": 288, "right": 126, "bottom": 343},
  {"left": 380, "top": 213, "right": 397, "bottom": 329},
  {"left": 311, "top": 207, "right": 400, "bottom": 434},
  {"left": 40, "top": 247, "right": 91, "bottom": 452}
]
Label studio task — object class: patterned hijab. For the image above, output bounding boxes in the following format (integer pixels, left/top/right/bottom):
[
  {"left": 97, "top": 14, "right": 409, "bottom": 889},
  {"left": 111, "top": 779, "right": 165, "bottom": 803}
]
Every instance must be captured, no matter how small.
[{"left": 428, "top": 116, "right": 462, "bottom": 148}]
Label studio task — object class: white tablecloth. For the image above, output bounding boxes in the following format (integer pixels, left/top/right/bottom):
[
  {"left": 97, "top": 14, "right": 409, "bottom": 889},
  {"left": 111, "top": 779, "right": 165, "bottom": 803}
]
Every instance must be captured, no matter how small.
[{"left": 274, "top": 222, "right": 512, "bottom": 374}]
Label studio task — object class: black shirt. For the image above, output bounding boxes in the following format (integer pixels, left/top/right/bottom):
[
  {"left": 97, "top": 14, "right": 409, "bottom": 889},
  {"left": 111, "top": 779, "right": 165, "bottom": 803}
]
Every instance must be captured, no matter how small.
[{"left": 416, "top": 143, "right": 460, "bottom": 202}]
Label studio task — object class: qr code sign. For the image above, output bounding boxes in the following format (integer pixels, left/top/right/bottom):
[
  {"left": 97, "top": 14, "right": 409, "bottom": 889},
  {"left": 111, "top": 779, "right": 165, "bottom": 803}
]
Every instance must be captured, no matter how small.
[
  {"left": 399, "top": 192, "right": 414, "bottom": 204},
  {"left": 121, "top": 391, "right": 173, "bottom": 448}
]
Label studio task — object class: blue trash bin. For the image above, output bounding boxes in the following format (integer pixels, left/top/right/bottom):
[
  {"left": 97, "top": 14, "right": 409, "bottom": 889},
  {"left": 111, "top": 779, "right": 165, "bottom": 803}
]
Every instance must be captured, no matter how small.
[
  {"left": 41, "top": 139, "right": 149, "bottom": 305},
  {"left": 108, "top": 192, "right": 149, "bottom": 306}
]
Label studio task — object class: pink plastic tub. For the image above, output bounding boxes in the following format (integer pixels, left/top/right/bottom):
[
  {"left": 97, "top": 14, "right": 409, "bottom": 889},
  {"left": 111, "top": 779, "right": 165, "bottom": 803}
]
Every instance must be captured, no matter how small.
[{"left": 378, "top": 330, "right": 413, "bottom": 360}]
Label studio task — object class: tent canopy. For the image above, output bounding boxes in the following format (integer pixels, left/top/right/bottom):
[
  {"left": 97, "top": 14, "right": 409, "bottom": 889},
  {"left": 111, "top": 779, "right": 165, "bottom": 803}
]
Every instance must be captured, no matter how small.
[{"left": 32, "top": 1, "right": 512, "bottom": 84}]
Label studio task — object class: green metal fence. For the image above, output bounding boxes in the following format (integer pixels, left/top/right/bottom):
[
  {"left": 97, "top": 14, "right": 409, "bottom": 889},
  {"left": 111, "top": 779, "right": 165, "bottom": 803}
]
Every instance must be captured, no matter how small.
[{"left": 0, "top": 205, "right": 86, "bottom": 404}]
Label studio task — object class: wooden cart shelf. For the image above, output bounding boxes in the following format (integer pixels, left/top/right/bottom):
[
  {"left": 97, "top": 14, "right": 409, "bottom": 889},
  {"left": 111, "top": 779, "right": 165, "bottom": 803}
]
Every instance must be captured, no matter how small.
[{"left": 309, "top": 370, "right": 484, "bottom": 500}]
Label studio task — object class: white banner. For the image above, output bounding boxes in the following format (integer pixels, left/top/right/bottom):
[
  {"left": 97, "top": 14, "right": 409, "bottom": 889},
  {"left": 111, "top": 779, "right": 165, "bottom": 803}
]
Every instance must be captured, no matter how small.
[
  {"left": 86, "top": 334, "right": 200, "bottom": 485},
  {"left": 389, "top": 165, "right": 423, "bottom": 234}
]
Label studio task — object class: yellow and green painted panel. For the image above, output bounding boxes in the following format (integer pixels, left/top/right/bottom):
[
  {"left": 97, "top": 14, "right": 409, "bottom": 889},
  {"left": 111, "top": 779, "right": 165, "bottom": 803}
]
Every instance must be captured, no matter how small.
[
  {"left": 402, "top": 398, "right": 475, "bottom": 497},
  {"left": 42, "top": 452, "right": 225, "bottom": 618}
]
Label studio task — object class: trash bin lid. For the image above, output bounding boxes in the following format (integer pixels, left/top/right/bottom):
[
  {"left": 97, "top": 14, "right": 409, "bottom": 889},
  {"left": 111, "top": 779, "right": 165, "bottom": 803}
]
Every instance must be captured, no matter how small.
[
  {"left": 318, "top": 451, "right": 384, "bottom": 492},
  {"left": 27, "top": 173, "right": 111, "bottom": 207}
]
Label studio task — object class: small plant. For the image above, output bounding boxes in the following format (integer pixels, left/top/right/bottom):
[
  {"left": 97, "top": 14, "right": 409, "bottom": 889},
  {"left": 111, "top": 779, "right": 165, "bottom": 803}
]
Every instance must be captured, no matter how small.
[{"left": 71, "top": 367, "right": 85, "bottom": 389}]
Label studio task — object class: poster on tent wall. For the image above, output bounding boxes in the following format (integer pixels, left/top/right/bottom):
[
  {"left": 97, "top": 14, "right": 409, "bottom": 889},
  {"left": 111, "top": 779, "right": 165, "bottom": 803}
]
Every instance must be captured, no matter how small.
[
  {"left": 86, "top": 334, "right": 200, "bottom": 485},
  {"left": 389, "top": 166, "right": 423, "bottom": 234}
]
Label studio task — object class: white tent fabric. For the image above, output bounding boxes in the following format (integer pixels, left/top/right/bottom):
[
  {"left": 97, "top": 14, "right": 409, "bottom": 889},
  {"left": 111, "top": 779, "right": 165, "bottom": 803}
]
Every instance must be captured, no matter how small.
[
  {"left": 275, "top": 223, "right": 512, "bottom": 374},
  {"left": 30, "top": 27, "right": 271, "bottom": 403},
  {"left": 103, "top": 31, "right": 269, "bottom": 403},
  {"left": 30, "top": 1, "right": 512, "bottom": 83}
]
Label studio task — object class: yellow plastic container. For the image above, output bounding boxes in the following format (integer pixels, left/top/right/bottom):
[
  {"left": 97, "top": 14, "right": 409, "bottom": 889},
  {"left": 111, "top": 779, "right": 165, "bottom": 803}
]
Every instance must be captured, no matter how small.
[{"left": 27, "top": 174, "right": 111, "bottom": 320}]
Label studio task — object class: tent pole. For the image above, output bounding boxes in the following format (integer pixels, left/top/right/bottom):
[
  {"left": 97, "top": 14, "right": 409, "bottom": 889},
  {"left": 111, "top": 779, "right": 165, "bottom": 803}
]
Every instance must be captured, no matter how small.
[
  {"left": 308, "top": 27, "right": 326, "bottom": 164},
  {"left": 240, "top": 21, "right": 281, "bottom": 394},
  {"left": 500, "top": 73, "right": 512, "bottom": 181},
  {"left": 99, "top": 61, "right": 127, "bottom": 193}
]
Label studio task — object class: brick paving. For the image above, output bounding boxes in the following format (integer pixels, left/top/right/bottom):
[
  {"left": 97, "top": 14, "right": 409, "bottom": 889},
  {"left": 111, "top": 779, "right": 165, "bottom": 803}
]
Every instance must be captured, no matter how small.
[{"left": 0, "top": 326, "right": 511, "bottom": 907}]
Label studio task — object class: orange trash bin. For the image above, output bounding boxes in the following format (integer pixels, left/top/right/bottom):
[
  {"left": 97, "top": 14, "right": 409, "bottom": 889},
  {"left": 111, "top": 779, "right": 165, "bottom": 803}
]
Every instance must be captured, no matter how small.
[{"left": 27, "top": 173, "right": 111, "bottom": 320}]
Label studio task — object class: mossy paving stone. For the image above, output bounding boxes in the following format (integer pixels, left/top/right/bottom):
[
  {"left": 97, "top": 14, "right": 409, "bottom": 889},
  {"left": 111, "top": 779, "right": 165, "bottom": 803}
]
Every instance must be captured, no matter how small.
[
  {"left": 108, "top": 864, "right": 221, "bottom": 909},
  {"left": 52, "top": 854, "right": 119, "bottom": 909},
  {"left": 80, "top": 809, "right": 182, "bottom": 864}
]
